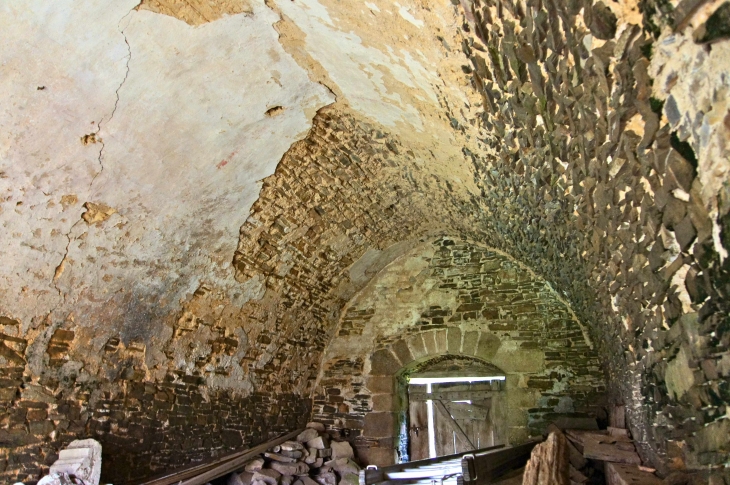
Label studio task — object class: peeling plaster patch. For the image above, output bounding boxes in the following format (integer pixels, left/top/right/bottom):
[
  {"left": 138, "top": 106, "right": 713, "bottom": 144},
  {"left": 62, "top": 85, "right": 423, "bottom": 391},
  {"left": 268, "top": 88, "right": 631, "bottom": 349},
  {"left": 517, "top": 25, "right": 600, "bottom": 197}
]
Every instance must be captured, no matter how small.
[
  {"left": 58, "top": 5, "right": 333, "bottom": 313},
  {"left": 0, "top": 0, "right": 141, "bottom": 322},
  {"left": 138, "top": 0, "right": 254, "bottom": 25},
  {"left": 365, "top": 2, "right": 381, "bottom": 12},
  {"left": 395, "top": 3, "right": 424, "bottom": 27},
  {"left": 234, "top": 274, "right": 267, "bottom": 307},
  {"left": 275, "top": 0, "right": 438, "bottom": 129},
  {"left": 81, "top": 202, "right": 117, "bottom": 225}
]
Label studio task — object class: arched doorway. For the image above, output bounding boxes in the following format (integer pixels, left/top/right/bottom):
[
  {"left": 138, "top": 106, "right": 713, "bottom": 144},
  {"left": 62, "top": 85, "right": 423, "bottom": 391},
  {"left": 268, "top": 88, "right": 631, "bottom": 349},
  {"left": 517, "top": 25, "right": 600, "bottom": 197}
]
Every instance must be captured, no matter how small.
[
  {"left": 312, "top": 237, "right": 606, "bottom": 466},
  {"left": 398, "top": 355, "right": 507, "bottom": 461}
]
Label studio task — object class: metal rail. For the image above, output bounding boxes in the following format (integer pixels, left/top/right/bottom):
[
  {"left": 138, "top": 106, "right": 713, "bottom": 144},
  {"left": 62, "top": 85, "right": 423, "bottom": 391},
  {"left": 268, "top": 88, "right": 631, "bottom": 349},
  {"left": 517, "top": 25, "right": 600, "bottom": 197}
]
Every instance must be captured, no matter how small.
[
  {"left": 360, "top": 440, "right": 540, "bottom": 485},
  {"left": 359, "top": 445, "right": 503, "bottom": 485}
]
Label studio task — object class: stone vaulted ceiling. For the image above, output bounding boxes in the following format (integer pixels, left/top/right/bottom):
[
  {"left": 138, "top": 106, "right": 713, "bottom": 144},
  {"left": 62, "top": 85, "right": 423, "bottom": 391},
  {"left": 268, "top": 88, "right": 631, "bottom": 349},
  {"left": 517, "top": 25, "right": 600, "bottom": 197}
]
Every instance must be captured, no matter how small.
[{"left": 1, "top": 0, "right": 729, "bottom": 482}]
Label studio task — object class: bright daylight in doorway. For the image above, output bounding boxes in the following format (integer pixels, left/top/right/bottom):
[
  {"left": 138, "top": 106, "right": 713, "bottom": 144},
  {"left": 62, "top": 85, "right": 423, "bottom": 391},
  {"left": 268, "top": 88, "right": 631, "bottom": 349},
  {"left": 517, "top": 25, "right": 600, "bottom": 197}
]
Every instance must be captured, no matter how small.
[{"left": 409, "top": 376, "right": 505, "bottom": 458}]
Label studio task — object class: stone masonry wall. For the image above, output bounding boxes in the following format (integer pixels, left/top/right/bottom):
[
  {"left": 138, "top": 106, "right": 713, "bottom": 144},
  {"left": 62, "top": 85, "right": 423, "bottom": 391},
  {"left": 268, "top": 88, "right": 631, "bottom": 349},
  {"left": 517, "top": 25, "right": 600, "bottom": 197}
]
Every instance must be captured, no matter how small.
[
  {"left": 454, "top": 0, "right": 730, "bottom": 474},
  {"left": 2, "top": 0, "right": 729, "bottom": 478},
  {"left": 313, "top": 237, "right": 606, "bottom": 465},
  {"left": 0, "top": 311, "right": 309, "bottom": 483},
  {"left": 0, "top": 108, "right": 484, "bottom": 484}
]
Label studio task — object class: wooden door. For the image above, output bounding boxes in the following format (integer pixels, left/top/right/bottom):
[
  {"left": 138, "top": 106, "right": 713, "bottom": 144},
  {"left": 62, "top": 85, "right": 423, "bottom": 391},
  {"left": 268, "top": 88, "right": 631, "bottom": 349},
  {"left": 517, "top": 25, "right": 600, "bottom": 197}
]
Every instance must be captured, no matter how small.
[
  {"left": 408, "top": 382, "right": 498, "bottom": 458},
  {"left": 408, "top": 386, "right": 430, "bottom": 460},
  {"left": 437, "top": 398, "right": 493, "bottom": 453}
]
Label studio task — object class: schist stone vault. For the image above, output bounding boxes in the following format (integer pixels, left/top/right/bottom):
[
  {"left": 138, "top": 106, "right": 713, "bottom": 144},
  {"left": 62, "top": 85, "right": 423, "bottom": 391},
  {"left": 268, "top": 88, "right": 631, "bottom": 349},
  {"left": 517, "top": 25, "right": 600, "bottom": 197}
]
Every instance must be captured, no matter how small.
[{"left": 0, "top": 0, "right": 729, "bottom": 483}]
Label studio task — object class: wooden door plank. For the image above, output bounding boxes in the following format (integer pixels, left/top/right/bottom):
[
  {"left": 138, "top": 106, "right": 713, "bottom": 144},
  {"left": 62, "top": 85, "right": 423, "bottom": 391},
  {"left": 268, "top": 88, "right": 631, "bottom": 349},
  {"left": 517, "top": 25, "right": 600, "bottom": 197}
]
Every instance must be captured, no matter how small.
[
  {"left": 443, "top": 401, "right": 489, "bottom": 420},
  {"left": 409, "top": 400, "right": 430, "bottom": 461},
  {"left": 410, "top": 390, "right": 499, "bottom": 402},
  {"left": 434, "top": 400, "right": 475, "bottom": 450}
]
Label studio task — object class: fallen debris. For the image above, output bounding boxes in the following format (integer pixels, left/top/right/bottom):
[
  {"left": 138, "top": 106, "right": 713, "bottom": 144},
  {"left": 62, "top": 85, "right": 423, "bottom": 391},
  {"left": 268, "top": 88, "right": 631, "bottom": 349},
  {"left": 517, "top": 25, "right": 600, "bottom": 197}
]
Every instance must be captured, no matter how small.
[{"left": 227, "top": 423, "right": 359, "bottom": 485}]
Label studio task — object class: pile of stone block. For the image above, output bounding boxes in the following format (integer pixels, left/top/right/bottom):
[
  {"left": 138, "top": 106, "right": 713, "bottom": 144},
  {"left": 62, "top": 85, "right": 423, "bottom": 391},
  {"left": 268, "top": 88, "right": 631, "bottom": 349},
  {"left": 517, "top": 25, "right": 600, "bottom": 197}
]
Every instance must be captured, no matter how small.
[{"left": 226, "top": 423, "right": 360, "bottom": 485}]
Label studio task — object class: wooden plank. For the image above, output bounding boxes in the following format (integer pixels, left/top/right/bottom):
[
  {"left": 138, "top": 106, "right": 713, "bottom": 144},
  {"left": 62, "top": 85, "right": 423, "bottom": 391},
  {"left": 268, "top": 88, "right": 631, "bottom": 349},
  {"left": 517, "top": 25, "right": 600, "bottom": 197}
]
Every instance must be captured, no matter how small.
[
  {"left": 565, "top": 429, "right": 610, "bottom": 451},
  {"left": 569, "top": 465, "right": 588, "bottom": 484},
  {"left": 522, "top": 431, "right": 569, "bottom": 485},
  {"left": 434, "top": 400, "right": 475, "bottom": 450},
  {"left": 409, "top": 399, "right": 430, "bottom": 461},
  {"left": 432, "top": 382, "right": 503, "bottom": 392},
  {"left": 462, "top": 440, "right": 540, "bottom": 484},
  {"left": 607, "top": 427, "right": 629, "bottom": 438},
  {"left": 409, "top": 391, "right": 499, "bottom": 402},
  {"left": 443, "top": 401, "right": 490, "bottom": 420},
  {"left": 583, "top": 440, "right": 641, "bottom": 465},
  {"left": 605, "top": 463, "right": 663, "bottom": 485},
  {"left": 609, "top": 406, "right": 626, "bottom": 429},
  {"left": 136, "top": 429, "right": 303, "bottom": 485}
]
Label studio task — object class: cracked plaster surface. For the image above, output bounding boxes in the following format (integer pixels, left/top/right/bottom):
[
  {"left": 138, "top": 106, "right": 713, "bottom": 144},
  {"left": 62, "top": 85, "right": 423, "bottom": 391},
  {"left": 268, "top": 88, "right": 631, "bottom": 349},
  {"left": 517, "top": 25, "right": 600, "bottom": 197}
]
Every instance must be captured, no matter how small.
[
  {"left": 0, "top": 0, "right": 334, "bottom": 335},
  {"left": 0, "top": 0, "right": 479, "bottom": 392}
]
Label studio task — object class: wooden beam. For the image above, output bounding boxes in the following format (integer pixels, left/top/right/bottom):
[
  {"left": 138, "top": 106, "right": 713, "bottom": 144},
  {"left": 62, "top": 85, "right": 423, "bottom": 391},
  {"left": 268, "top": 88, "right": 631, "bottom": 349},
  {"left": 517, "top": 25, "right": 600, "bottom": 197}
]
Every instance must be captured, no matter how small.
[
  {"left": 434, "top": 400, "right": 475, "bottom": 450},
  {"left": 136, "top": 429, "right": 303, "bottom": 485},
  {"left": 582, "top": 440, "right": 641, "bottom": 465},
  {"left": 606, "top": 463, "right": 663, "bottom": 485},
  {"left": 461, "top": 440, "right": 541, "bottom": 484},
  {"left": 409, "top": 390, "right": 498, "bottom": 402}
]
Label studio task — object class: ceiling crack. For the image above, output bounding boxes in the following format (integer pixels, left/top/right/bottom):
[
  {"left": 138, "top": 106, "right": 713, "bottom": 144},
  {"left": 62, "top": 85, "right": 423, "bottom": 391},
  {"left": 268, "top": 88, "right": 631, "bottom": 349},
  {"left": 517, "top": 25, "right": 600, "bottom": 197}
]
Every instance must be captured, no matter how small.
[
  {"left": 49, "top": 7, "right": 137, "bottom": 314},
  {"left": 90, "top": 7, "right": 135, "bottom": 189}
]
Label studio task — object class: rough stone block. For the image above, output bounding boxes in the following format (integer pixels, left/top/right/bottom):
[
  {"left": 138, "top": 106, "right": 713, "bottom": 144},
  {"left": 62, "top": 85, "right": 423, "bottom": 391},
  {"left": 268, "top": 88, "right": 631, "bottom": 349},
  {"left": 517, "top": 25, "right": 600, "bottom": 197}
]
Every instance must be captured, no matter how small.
[
  {"left": 422, "top": 331, "right": 438, "bottom": 355},
  {"left": 330, "top": 441, "right": 355, "bottom": 460},
  {"left": 253, "top": 468, "right": 282, "bottom": 485},
  {"left": 48, "top": 439, "right": 102, "bottom": 485},
  {"left": 434, "top": 329, "right": 448, "bottom": 353},
  {"left": 297, "top": 428, "right": 319, "bottom": 443},
  {"left": 391, "top": 340, "right": 413, "bottom": 366},
  {"left": 244, "top": 457, "right": 265, "bottom": 472},
  {"left": 229, "top": 471, "right": 254, "bottom": 485},
  {"left": 447, "top": 327, "right": 462, "bottom": 354},
  {"left": 295, "top": 477, "right": 319, "bottom": 485},
  {"left": 270, "top": 461, "right": 308, "bottom": 476},
  {"left": 474, "top": 332, "right": 501, "bottom": 360},
  {"left": 363, "top": 412, "right": 395, "bottom": 438},
  {"left": 407, "top": 335, "right": 427, "bottom": 359},
  {"left": 462, "top": 331, "right": 479, "bottom": 355},
  {"left": 306, "top": 435, "right": 330, "bottom": 449},
  {"left": 366, "top": 376, "right": 394, "bottom": 393},
  {"left": 281, "top": 441, "right": 305, "bottom": 451},
  {"left": 369, "top": 350, "right": 400, "bottom": 376},
  {"left": 313, "top": 469, "right": 337, "bottom": 485},
  {"left": 306, "top": 422, "right": 326, "bottom": 432},
  {"left": 371, "top": 393, "right": 395, "bottom": 412},
  {"left": 325, "top": 457, "right": 360, "bottom": 475}
]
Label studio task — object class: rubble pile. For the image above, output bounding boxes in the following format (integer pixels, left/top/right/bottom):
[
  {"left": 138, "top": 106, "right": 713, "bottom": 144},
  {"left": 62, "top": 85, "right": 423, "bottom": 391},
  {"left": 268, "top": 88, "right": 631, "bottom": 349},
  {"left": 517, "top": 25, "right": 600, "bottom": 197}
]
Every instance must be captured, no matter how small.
[{"left": 226, "top": 423, "right": 361, "bottom": 485}]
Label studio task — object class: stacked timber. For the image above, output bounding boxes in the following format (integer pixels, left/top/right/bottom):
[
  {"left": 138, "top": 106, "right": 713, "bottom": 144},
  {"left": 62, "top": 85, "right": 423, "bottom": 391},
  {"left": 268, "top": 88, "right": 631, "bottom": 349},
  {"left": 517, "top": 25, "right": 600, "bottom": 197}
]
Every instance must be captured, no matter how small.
[{"left": 521, "top": 406, "right": 665, "bottom": 485}]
